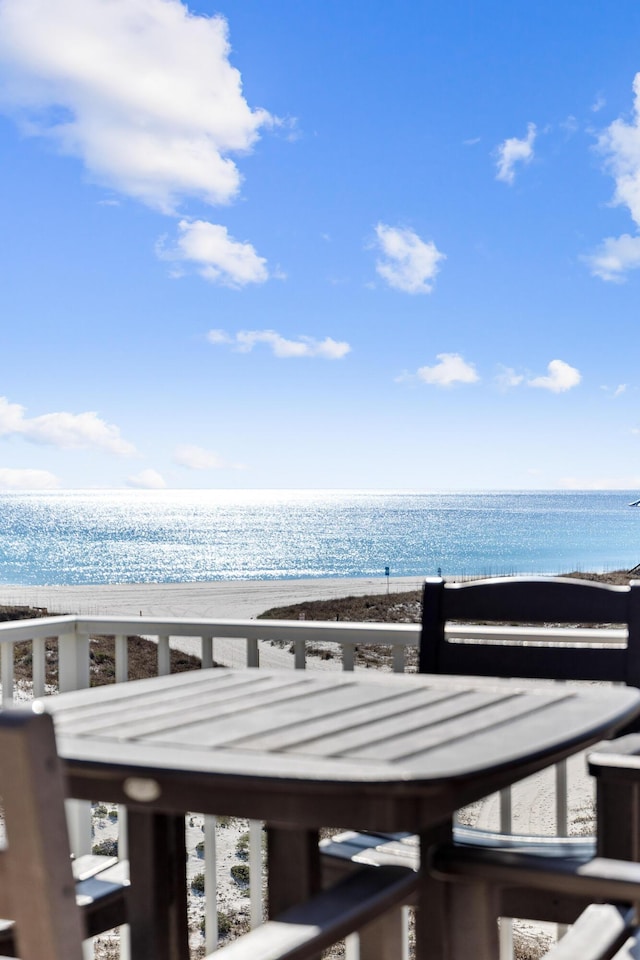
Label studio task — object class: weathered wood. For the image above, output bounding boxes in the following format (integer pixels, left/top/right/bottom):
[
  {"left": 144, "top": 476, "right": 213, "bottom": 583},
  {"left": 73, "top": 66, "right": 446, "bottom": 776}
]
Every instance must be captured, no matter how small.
[
  {"left": 126, "top": 810, "right": 189, "bottom": 960},
  {"left": 429, "top": 845, "right": 640, "bottom": 959},
  {"left": 0, "top": 847, "right": 129, "bottom": 955},
  {"left": 206, "top": 865, "right": 417, "bottom": 960},
  {"left": 541, "top": 903, "right": 635, "bottom": 960},
  {"left": 42, "top": 670, "right": 640, "bottom": 960},
  {"left": 44, "top": 670, "right": 639, "bottom": 799},
  {"left": 430, "top": 843, "right": 640, "bottom": 904},
  {"left": 0, "top": 711, "right": 86, "bottom": 960},
  {"left": 590, "top": 735, "right": 640, "bottom": 861},
  {"left": 267, "top": 827, "right": 322, "bottom": 917}
]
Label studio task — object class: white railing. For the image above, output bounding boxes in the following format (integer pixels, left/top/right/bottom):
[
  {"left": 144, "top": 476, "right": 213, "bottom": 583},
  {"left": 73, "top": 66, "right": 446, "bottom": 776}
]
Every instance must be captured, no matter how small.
[{"left": 0, "top": 614, "right": 628, "bottom": 957}]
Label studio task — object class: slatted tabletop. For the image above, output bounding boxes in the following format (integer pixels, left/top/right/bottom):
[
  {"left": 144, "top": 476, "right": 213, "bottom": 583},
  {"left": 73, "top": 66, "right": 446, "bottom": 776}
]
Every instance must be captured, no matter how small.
[
  {"left": 39, "top": 668, "right": 640, "bottom": 831},
  {"left": 37, "top": 668, "right": 640, "bottom": 960}
]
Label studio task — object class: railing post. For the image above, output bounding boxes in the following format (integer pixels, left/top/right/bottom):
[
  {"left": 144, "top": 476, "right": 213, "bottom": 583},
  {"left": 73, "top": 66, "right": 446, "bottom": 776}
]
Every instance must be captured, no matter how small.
[
  {"left": 247, "top": 637, "right": 259, "bottom": 668},
  {"left": 342, "top": 645, "right": 355, "bottom": 671},
  {"left": 555, "top": 760, "right": 568, "bottom": 836},
  {"left": 294, "top": 638, "right": 306, "bottom": 670},
  {"left": 249, "top": 821, "right": 263, "bottom": 928},
  {"left": 201, "top": 635, "right": 214, "bottom": 670},
  {"left": 1, "top": 643, "right": 14, "bottom": 706},
  {"left": 115, "top": 635, "right": 128, "bottom": 683},
  {"left": 32, "top": 636, "right": 47, "bottom": 698},
  {"left": 58, "top": 632, "right": 90, "bottom": 693},
  {"left": 158, "top": 636, "right": 170, "bottom": 676},
  {"left": 59, "top": 630, "right": 92, "bottom": 857},
  {"left": 392, "top": 644, "right": 405, "bottom": 673},
  {"left": 204, "top": 815, "right": 218, "bottom": 951}
]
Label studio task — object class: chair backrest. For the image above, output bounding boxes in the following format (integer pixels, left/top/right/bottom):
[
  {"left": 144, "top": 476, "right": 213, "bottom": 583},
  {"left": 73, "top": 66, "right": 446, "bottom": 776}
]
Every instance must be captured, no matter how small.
[
  {"left": 419, "top": 576, "right": 640, "bottom": 686},
  {"left": 0, "top": 709, "right": 85, "bottom": 960}
]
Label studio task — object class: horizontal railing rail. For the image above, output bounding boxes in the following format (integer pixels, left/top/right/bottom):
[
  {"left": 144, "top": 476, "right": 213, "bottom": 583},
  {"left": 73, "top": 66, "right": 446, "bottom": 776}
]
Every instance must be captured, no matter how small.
[{"left": 0, "top": 613, "right": 628, "bottom": 958}]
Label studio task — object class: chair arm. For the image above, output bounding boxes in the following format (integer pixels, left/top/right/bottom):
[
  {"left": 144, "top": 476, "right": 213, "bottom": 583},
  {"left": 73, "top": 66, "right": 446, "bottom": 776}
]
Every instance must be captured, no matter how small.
[
  {"left": 429, "top": 844, "right": 640, "bottom": 906},
  {"left": 589, "top": 735, "right": 640, "bottom": 782},
  {"left": 208, "top": 865, "right": 417, "bottom": 960},
  {"left": 542, "top": 903, "right": 636, "bottom": 960}
]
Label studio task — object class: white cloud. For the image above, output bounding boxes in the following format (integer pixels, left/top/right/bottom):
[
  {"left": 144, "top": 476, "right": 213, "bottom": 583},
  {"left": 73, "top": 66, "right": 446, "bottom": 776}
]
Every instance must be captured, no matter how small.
[
  {"left": 173, "top": 444, "right": 242, "bottom": 470},
  {"left": 413, "top": 353, "right": 480, "bottom": 388},
  {"left": 207, "top": 329, "right": 351, "bottom": 359},
  {"left": 494, "top": 365, "right": 524, "bottom": 390},
  {"left": 0, "top": 468, "right": 60, "bottom": 489},
  {"left": 0, "top": 0, "right": 272, "bottom": 213},
  {"left": 602, "top": 383, "right": 628, "bottom": 398},
  {"left": 495, "top": 122, "right": 536, "bottom": 184},
  {"left": 126, "top": 469, "right": 166, "bottom": 489},
  {"left": 373, "top": 224, "right": 445, "bottom": 294},
  {"left": 158, "top": 220, "right": 269, "bottom": 288},
  {"left": 528, "top": 360, "right": 581, "bottom": 393},
  {"left": 584, "top": 233, "right": 640, "bottom": 282},
  {"left": 0, "top": 396, "right": 136, "bottom": 455},
  {"left": 587, "top": 76, "right": 640, "bottom": 281},
  {"left": 599, "top": 75, "right": 640, "bottom": 228},
  {"left": 592, "top": 94, "right": 606, "bottom": 113},
  {"left": 560, "top": 115, "right": 579, "bottom": 137}
]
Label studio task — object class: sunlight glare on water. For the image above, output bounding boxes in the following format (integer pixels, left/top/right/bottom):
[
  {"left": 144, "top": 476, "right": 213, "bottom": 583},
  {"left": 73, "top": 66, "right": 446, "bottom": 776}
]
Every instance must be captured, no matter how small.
[{"left": 0, "top": 488, "right": 639, "bottom": 585}]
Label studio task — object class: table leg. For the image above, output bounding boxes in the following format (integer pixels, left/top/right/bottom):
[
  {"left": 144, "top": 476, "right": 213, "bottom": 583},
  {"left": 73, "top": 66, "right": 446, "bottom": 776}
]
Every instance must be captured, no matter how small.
[
  {"left": 126, "top": 810, "right": 190, "bottom": 960},
  {"left": 416, "top": 821, "right": 500, "bottom": 960},
  {"left": 266, "top": 825, "right": 322, "bottom": 917}
]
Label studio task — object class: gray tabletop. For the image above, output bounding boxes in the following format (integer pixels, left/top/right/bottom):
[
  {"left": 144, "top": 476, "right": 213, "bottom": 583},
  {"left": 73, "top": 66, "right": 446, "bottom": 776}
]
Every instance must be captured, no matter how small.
[{"left": 40, "top": 668, "right": 640, "bottom": 832}]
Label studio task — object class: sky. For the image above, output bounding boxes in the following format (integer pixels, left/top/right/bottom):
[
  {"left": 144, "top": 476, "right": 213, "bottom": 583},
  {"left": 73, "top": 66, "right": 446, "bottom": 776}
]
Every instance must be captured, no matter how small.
[{"left": 2, "top": 0, "right": 640, "bottom": 491}]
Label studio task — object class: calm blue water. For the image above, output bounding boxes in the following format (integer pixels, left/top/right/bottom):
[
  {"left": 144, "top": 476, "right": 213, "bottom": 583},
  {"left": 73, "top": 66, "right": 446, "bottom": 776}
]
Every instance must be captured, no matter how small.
[{"left": 0, "top": 489, "right": 639, "bottom": 586}]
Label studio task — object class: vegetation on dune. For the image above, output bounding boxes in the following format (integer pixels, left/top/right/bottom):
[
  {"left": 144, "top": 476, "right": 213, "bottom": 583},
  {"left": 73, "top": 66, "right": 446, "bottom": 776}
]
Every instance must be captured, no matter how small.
[
  {"left": 0, "top": 604, "right": 202, "bottom": 685},
  {"left": 257, "top": 570, "right": 634, "bottom": 624}
]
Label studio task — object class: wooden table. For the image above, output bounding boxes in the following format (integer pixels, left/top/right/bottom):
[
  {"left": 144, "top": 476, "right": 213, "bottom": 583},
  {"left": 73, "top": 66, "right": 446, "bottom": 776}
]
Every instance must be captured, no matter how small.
[{"left": 38, "top": 668, "right": 640, "bottom": 960}]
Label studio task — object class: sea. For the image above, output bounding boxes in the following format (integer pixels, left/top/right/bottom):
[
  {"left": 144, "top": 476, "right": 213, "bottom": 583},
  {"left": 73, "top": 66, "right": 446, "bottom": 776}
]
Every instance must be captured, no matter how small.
[{"left": 1, "top": 489, "right": 640, "bottom": 587}]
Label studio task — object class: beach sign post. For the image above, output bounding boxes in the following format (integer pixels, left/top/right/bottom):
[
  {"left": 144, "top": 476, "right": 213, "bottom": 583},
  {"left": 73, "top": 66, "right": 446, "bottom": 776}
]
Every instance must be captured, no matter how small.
[{"left": 385, "top": 565, "right": 390, "bottom": 593}]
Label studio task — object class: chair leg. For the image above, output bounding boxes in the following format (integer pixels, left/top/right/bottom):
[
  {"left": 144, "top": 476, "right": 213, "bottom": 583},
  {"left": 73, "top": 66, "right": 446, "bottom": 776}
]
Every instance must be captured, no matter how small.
[
  {"left": 358, "top": 904, "right": 408, "bottom": 960},
  {"left": 266, "top": 826, "right": 322, "bottom": 917},
  {"left": 596, "top": 777, "right": 640, "bottom": 861}
]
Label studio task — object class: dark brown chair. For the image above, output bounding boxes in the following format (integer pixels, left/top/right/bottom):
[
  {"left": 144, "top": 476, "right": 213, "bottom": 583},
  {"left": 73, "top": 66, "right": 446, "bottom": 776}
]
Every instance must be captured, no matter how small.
[
  {"left": 420, "top": 577, "right": 640, "bottom": 959},
  {"left": 0, "top": 709, "right": 99, "bottom": 959},
  {"left": 323, "top": 576, "right": 640, "bottom": 879},
  {"left": 429, "top": 733, "right": 640, "bottom": 960},
  {"left": 0, "top": 709, "right": 130, "bottom": 958},
  {"left": 322, "top": 576, "right": 640, "bottom": 956},
  {"left": 419, "top": 575, "right": 640, "bottom": 687}
]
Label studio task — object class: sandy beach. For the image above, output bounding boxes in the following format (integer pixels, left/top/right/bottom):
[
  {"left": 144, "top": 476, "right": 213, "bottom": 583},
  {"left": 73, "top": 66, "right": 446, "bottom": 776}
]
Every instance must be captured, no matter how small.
[{"left": 0, "top": 576, "right": 425, "bottom": 619}]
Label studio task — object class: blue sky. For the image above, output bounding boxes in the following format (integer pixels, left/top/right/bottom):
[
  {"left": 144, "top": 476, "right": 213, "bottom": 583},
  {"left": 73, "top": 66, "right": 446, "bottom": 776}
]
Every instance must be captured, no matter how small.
[{"left": 2, "top": 0, "right": 640, "bottom": 491}]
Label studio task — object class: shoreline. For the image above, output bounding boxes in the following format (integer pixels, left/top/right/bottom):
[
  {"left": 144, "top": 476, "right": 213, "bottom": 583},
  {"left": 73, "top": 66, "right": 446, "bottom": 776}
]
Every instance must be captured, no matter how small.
[{"left": 0, "top": 576, "right": 426, "bottom": 620}]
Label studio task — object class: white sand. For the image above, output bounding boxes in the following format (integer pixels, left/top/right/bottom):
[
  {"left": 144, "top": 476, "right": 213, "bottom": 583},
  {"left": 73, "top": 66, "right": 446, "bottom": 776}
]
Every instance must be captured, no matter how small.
[{"left": 0, "top": 576, "right": 424, "bottom": 620}]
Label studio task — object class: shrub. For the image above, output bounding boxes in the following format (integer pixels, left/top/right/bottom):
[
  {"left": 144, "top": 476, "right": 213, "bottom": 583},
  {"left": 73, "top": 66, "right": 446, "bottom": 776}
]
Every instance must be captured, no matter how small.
[
  {"left": 235, "top": 832, "right": 249, "bottom": 860},
  {"left": 190, "top": 872, "right": 205, "bottom": 894},
  {"left": 92, "top": 839, "right": 118, "bottom": 857},
  {"left": 230, "top": 864, "right": 250, "bottom": 887}
]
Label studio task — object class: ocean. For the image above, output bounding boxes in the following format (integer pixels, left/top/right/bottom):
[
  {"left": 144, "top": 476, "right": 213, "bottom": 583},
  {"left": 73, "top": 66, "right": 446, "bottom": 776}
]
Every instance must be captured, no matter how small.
[{"left": 0, "top": 489, "right": 639, "bottom": 586}]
